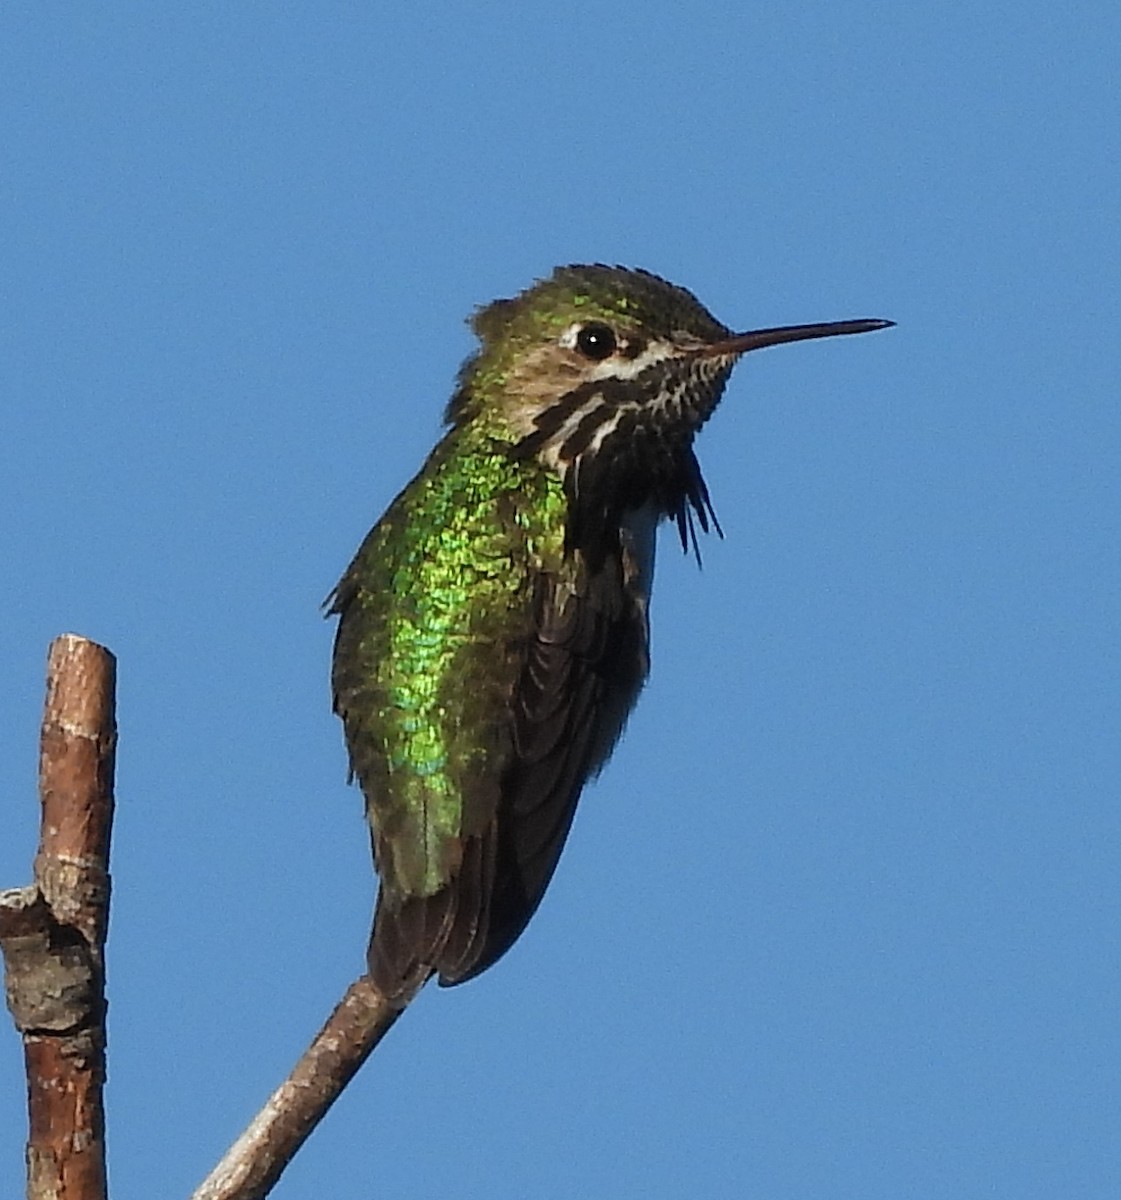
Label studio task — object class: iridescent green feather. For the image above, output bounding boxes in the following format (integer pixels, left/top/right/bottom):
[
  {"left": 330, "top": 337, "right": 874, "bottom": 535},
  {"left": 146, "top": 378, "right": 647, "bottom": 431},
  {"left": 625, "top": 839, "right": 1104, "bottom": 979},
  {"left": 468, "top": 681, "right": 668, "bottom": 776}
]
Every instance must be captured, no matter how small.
[{"left": 331, "top": 424, "right": 568, "bottom": 899}]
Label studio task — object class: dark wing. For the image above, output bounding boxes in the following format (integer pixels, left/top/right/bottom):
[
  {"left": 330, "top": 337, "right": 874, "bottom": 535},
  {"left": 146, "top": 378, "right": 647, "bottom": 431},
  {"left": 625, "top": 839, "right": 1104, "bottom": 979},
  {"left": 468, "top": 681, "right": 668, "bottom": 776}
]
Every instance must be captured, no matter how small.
[
  {"left": 438, "top": 550, "right": 649, "bottom": 986},
  {"left": 362, "top": 547, "right": 649, "bottom": 1000}
]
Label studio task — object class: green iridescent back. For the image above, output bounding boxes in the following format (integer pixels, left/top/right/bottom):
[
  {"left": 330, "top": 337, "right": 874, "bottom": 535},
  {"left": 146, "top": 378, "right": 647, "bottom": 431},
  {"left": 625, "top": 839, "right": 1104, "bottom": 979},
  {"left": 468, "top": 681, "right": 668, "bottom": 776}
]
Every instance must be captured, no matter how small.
[{"left": 331, "top": 424, "right": 569, "bottom": 899}]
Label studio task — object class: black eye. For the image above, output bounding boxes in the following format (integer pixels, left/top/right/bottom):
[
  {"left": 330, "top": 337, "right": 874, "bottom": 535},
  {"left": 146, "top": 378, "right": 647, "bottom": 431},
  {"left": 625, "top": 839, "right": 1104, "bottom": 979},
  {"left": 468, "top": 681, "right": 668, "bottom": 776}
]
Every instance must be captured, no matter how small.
[{"left": 575, "top": 322, "right": 617, "bottom": 361}]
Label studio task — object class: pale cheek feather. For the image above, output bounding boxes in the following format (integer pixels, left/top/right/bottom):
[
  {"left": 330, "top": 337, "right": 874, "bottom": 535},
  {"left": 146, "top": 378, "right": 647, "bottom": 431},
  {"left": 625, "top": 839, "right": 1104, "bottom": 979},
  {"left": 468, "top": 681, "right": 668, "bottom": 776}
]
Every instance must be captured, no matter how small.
[{"left": 504, "top": 340, "right": 731, "bottom": 480}]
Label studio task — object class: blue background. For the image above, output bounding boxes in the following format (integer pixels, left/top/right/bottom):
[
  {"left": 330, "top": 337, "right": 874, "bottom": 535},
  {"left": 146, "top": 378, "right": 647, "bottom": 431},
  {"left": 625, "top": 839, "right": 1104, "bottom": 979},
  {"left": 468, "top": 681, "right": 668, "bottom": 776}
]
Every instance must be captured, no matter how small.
[{"left": 2, "top": 4, "right": 1118, "bottom": 1198}]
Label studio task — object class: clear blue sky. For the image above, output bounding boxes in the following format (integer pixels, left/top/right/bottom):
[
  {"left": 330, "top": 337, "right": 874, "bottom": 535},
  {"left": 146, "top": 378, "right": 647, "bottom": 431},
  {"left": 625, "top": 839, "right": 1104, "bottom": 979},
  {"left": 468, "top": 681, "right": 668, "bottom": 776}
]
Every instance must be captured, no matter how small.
[{"left": 2, "top": 5, "right": 1118, "bottom": 1198}]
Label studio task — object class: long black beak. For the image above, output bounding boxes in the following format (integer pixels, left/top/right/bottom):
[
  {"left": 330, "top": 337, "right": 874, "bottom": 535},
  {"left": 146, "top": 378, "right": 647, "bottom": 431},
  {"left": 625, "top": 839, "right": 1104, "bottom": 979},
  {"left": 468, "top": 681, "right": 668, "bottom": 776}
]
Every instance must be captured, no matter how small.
[{"left": 703, "top": 317, "right": 894, "bottom": 356}]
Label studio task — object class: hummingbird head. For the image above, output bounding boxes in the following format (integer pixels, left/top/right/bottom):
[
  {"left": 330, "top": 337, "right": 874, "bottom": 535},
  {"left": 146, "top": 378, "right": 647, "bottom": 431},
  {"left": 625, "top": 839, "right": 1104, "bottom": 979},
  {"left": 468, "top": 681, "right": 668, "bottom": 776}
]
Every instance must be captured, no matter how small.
[
  {"left": 448, "top": 264, "right": 892, "bottom": 555},
  {"left": 448, "top": 264, "right": 735, "bottom": 435}
]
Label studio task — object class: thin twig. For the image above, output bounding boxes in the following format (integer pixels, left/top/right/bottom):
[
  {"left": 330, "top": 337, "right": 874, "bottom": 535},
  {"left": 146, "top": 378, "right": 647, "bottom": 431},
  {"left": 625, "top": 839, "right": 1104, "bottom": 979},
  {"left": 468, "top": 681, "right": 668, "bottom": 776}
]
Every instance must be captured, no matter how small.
[
  {"left": 189, "top": 977, "right": 404, "bottom": 1200},
  {"left": 0, "top": 634, "right": 117, "bottom": 1200}
]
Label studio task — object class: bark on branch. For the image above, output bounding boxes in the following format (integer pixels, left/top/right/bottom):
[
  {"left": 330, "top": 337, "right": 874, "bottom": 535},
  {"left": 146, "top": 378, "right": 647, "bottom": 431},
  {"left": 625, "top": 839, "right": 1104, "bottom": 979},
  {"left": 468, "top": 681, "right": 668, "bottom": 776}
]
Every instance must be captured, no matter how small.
[
  {"left": 0, "top": 634, "right": 117, "bottom": 1200},
  {"left": 3, "top": 637, "right": 407, "bottom": 1199},
  {"left": 189, "top": 978, "right": 403, "bottom": 1200}
]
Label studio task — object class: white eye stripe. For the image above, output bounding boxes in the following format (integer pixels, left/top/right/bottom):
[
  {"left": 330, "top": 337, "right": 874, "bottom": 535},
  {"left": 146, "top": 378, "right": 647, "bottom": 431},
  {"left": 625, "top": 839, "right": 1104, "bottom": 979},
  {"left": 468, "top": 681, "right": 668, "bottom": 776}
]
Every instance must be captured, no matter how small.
[
  {"left": 588, "top": 341, "right": 673, "bottom": 381},
  {"left": 557, "top": 323, "right": 587, "bottom": 350},
  {"left": 557, "top": 323, "right": 676, "bottom": 381}
]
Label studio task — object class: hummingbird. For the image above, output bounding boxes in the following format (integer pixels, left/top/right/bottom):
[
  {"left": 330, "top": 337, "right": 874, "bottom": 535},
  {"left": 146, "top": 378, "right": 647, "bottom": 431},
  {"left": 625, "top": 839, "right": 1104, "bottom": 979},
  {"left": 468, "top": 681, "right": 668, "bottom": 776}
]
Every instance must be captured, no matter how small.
[{"left": 330, "top": 264, "right": 892, "bottom": 1004}]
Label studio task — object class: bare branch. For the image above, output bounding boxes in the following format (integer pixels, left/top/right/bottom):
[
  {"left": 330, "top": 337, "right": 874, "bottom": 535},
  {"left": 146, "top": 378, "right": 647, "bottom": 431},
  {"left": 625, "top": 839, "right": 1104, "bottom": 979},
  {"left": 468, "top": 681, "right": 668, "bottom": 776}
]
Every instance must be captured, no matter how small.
[
  {"left": 189, "top": 977, "right": 404, "bottom": 1200},
  {"left": 1, "top": 634, "right": 117, "bottom": 1200},
  {"left": 4, "top": 636, "right": 406, "bottom": 1198}
]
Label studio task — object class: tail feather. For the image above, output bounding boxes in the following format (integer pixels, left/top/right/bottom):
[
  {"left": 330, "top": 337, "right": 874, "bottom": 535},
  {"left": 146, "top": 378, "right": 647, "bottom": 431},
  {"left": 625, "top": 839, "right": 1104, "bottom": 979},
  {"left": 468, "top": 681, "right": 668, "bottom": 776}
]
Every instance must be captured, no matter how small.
[
  {"left": 366, "top": 891, "right": 436, "bottom": 1003},
  {"left": 367, "top": 825, "right": 500, "bottom": 1003},
  {"left": 437, "top": 825, "right": 498, "bottom": 982}
]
